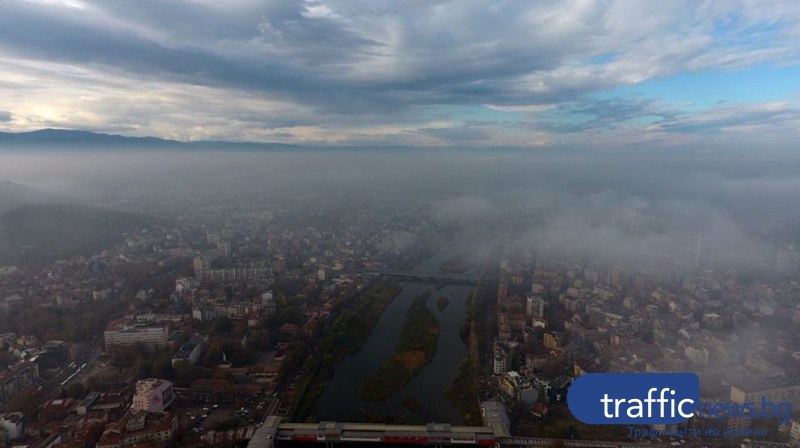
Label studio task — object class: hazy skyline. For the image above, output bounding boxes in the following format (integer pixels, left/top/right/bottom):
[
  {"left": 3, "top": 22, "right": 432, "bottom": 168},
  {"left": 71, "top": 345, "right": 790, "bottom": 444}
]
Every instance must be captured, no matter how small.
[{"left": 1, "top": 0, "right": 799, "bottom": 149}]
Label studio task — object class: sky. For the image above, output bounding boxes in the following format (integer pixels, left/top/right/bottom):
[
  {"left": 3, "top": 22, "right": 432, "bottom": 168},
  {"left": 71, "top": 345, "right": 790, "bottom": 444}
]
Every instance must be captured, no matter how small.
[{"left": 1, "top": 0, "right": 799, "bottom": 148}]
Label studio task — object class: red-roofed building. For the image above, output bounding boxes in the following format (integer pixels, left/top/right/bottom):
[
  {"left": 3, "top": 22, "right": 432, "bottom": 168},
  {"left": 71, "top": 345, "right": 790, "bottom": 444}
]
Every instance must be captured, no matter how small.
[
  {"left": 39, "top": 398, "right": 76, "bottom": 423},
  {"left": 95, "top": 411, "right": 177, "bottom": 448}
]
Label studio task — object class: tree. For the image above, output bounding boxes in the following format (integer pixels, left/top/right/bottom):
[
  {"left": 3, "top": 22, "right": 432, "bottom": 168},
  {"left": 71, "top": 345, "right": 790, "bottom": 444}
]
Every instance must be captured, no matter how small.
[
  {"left": 151, "top": 353, "right": 175, "bottom": 380},
  {"left": 0, "top": 351, "right": 16, "bottom": 369},
  {"left": 213, "top": 317, "right": 233, "bottom": 335},
  {"left": 173, "top": 363, "right": 198, "bottom": 387},
  {"left": 65, "top": 382, "right": 87, "bottom": 399},
  {"left": 230, "top": 346, "right": 256, "bottom": 367}
]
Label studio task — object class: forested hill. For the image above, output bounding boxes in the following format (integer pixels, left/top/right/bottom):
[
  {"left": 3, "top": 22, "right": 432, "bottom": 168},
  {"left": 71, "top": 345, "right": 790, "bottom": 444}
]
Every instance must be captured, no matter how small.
[
  {"left": 0, "top": 180, "right": 61, "bottom": 214},
  {"left": 0, "top": 203, "right": 153, "bottom": 266}
]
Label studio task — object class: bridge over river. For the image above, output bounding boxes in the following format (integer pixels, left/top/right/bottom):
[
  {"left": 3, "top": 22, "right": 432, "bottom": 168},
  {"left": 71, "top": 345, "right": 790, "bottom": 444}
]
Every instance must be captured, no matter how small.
[
  {"left": 366, "top": 269, "right": 481, "bottom": 283},
  {"left": 249, "top": 418, "right": 666, "bottom": 448}
]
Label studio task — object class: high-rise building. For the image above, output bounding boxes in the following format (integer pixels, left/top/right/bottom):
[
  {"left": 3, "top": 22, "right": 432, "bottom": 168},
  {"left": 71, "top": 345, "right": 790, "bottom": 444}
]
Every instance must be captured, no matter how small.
[
  {"left": 192, "top": 255, "right": 210, "bottom": 275},
  {"left": 498, "top": 371, "right": 534, "bottom": 404},
  {"left": 0, "top": 363, "right": 39, "bottom": 404},
  {"left": 526, "top": 295, "right": 545, "bottom": 318},
  {"left": 132, "top": 379, "right": 174, "bottom": 413},
  {"left": 493, "top": 344, "right": 508, "bottom": 375}
]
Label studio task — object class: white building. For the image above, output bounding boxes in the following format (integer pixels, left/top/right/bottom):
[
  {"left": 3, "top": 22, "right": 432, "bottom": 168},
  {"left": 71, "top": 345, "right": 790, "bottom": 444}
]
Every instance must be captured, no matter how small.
[
  {"left": 132, "top": 379, "right": 174, "bottom": 413},
  {"left": 0, "top": 412, "right": 24, "bottom": 441},
  {"left": 526, "top": 295, "right": 545, "bottom": 318},
  {"left": 104, "top": 326, "right": 168, "bottom": 351},
  {"left": 788, "top": 419, "right": 800, "bottom": 443},
  {"left": 493, "top": 345, "right": 508, "bottom": 375},
  {"left": 499, "top": 371, "right": 533, "bottom": 404}
]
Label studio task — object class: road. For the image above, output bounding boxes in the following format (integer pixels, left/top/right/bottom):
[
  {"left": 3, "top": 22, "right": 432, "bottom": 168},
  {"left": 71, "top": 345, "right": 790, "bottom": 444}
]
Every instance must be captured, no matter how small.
[{"left": 38, "top": 337, "right": 104, "bottom": 400}]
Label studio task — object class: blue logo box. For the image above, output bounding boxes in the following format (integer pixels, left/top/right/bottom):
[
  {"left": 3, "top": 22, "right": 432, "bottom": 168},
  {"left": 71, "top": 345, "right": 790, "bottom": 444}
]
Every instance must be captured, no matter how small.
[{"left": 567, "top": 373, "right": 700, "bottom": 424}]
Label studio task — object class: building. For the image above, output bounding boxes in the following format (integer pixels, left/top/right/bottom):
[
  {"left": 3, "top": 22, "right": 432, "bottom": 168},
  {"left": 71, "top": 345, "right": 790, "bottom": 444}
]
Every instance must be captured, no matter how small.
[
  {"left": 132, "top": 379, "right": 174, "bottom": 413},
  {"left": 39, "top": 398, "right": 75, "bottom": 423},
  {"left": 195, "top": 267, "right": 270, "bottom": 283},
  {"left": 526, "top": 295, "right": 545, "bottom": 318},
  {"left": 499, "top": 371, "right": 534, "bottom": 405},
  {"left": 493, "top": 344, "right": 508, "bottom": 375},
  {"left": 787, "top": 419, "right": 800, "bottom": 443},
  {"left": 214, "top": 301, "right": 263, "bottom": 320},
  {"left": 175, "top": 277, "right": 198, "bottom": 292},
  {"left": 730, "top": 378, "right": 800, "bottom": 412},
  {"left": 217, "top": 241, "right": 231, "bottom": 257},
  {"left": 193, "top": 255, "right": 211, "bottom": 275},
  {"left": 77, "top": 392, "right": 101, "bottom": 415},
  {"left": 35, "top": 340, "right": 69, "bottom": 370},
  {"left": 530, "top": 375, "right": 552, "bottom": 398},
  {"left": 573, "top": 357, "right": 597, "bottom": 377},
  {"left": 171, "top": 336, "right": 206, "bottom": 367},
  {"left": 104, "top": 322, "right": 168, "bottom": 351},
  {"left": 192, "top": 305, "right": 216, "bottom": 321},
  {"left": 548, "top": 376, "right": 573, "bottom": 404},
  {"left": 0, "top": 363, "right": 39, "bottom": 404},
  {"left": 543, "top": 331, "right": 560, "bottom": 350},
  {"left": 96, "top": 411, "right": 177, "bottom": 448},
  {"left": 0, "top": 412, "right": 24, "bottom": 441},
  {"left": 587, "top": 306, "right": 606, "bottom": 328}
]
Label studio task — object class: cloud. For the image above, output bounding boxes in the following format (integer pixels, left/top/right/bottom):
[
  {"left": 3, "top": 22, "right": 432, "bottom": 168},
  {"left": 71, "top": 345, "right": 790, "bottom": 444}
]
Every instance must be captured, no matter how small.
[
  {"left": 1, "top": 0, "right": 799, "bottom": 145},
  {"left": 0, "top": 111, "right": 11, "bottom": 122},
  {"left": 519, "top": 191, "right": 771, "bottom": 269},
  {"left": 651, "top": 102, "right": 800, "bottom": 134},
  {"left": 523, "top": 98, "right": 681, "bottom": 133},
  {"left": 417, "top": 125, "right": 491, "bottom": 142}
]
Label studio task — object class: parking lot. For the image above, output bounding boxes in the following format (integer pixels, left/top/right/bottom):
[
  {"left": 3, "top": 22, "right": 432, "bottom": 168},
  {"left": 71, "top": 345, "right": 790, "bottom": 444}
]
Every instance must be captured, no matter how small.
[{"left": 174, "top": 405, "right": 246, "bottom": 434}]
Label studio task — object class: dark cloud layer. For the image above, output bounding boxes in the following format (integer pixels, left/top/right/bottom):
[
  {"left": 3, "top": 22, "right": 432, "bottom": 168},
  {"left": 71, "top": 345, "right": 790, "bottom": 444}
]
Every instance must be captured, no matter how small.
[{"left": 0, "top": 0, "right": 799, "bottom": 145}]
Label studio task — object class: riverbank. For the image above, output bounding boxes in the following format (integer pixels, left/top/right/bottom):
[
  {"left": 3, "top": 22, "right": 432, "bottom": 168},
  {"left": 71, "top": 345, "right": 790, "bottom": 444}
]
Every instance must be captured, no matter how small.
[
  {"left": 293, "top": 279, "right": 402, "bottom": 419},
  {"left": 444, "top": 355, "right": 481, "bottom": 425},
  {"left": 360, "top": 291, "right": 439, "bottom": 402},
  {"left": 444, "top": 291, "right": 481, "bottom": 424}
]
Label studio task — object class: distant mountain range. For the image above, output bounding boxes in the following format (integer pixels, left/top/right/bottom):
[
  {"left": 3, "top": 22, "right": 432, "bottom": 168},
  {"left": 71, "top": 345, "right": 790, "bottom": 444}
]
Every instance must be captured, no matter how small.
[{"left": 0, "top": 128, "right": 300, "bottom": 150}]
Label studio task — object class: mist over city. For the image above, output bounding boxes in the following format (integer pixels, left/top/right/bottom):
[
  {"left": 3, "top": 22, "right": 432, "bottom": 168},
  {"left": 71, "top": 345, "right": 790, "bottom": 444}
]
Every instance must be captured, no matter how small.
[{"left": 3, "top": 148, "right": 799, "bottom": 271}]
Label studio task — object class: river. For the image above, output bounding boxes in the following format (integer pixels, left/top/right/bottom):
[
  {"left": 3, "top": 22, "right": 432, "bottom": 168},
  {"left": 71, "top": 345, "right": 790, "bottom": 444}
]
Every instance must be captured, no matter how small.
[{"left": 310, "top": 239, "right": 477, "bottom": 423}]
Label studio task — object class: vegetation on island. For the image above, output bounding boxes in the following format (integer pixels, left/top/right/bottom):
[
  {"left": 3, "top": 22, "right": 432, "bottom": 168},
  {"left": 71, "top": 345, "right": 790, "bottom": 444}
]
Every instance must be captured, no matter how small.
[
  {"left": 360, "top": 291, "right": 439, "bottom": 402},
  {"left": 436, "top": 296, "right": 449, "bottom": 311}
]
